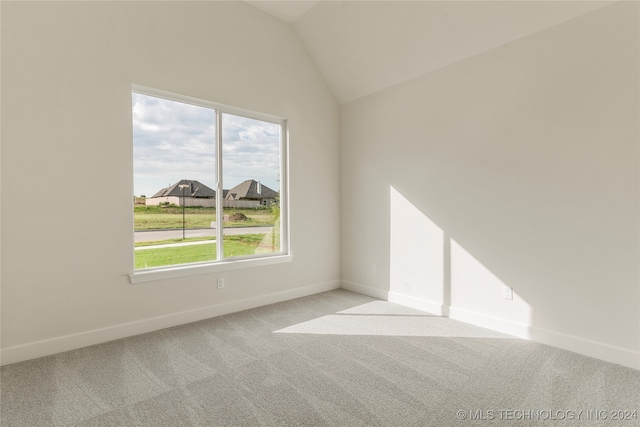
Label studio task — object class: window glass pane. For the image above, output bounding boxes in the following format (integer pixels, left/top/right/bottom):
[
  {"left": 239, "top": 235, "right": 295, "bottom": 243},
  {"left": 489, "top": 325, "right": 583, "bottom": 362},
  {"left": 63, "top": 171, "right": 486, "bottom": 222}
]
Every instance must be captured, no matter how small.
[
  {"left": 221, "top": 113, "right": 281, "bottom": 258},
  {"left": 133, "top": 93, "right": 217, "bottom": 269}
]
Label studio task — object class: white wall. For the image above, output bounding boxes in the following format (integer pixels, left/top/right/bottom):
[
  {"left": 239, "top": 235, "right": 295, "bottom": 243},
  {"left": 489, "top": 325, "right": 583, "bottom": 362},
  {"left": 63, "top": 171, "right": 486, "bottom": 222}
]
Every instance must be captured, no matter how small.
[
  {"left": 341, "top": 2, "right": 639, "bottom": 368},
  {"left": 1, "top": 1, "right": 340, "bottom": 364}
]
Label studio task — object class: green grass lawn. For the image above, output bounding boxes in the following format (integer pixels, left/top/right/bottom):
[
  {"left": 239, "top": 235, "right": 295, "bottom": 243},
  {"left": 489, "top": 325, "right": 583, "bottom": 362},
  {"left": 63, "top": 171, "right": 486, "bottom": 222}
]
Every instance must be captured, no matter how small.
[
  {"left": 133, "top": 204, "right": 281, "bottom": 268},
  {"left": 134, "top": 206, "right": 275, "bottom": 230},
  {"left": 134, "top": 234, "right": 274, "bottom": 269},
  {"left": 136, "top": 243, "right": 217, "bottom": 269}
]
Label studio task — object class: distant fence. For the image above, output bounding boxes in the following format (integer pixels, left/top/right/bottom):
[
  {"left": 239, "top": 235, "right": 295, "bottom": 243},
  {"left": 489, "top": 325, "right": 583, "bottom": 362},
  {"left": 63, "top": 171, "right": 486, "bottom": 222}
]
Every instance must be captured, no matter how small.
[
  {"left": 223, "top": 200, "right": 261, "bottom": 208},
  {"left": 145, "top": 197, "right": 260, "bottom": 209}
]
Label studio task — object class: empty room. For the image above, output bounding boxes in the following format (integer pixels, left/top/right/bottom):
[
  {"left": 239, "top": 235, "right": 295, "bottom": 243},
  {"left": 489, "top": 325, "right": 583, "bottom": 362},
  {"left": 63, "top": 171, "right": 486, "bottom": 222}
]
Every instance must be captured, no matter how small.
[{"left": 1, "top": 0, "right": 638, "bottom": 426}]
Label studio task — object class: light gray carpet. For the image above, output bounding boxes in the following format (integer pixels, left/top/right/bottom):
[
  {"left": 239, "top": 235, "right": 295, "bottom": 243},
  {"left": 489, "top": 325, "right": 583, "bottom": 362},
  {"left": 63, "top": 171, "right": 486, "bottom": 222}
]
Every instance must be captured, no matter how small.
[{"left": 1, "top": 289, "right": 638, "bottom": 426}]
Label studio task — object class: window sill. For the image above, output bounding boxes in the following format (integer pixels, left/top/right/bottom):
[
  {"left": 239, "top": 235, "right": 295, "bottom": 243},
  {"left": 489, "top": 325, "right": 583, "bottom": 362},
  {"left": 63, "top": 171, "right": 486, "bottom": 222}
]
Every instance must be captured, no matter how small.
[{"left": 129, "top": 254, "right": 292, "bottom": 284}]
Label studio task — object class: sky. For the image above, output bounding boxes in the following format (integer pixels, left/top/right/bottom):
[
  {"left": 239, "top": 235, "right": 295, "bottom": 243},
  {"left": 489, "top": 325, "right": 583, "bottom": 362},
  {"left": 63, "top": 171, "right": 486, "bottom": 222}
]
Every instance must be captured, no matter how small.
[{"left": 132, "top": 93, "right": 281, "bottom": 197}]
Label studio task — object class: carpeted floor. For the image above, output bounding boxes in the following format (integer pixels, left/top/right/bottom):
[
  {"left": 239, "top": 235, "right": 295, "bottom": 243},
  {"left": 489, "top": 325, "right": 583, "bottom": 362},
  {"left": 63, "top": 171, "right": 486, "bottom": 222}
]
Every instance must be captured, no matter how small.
[{"left": 1, "top": 289, "right": 638, "bottom": 426}]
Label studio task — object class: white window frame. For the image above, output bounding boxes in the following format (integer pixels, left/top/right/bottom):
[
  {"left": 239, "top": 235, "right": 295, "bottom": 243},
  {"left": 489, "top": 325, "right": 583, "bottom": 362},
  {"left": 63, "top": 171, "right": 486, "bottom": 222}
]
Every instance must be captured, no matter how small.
[{"left": 129, "top": 85, "right": 291, "bottom": 284}]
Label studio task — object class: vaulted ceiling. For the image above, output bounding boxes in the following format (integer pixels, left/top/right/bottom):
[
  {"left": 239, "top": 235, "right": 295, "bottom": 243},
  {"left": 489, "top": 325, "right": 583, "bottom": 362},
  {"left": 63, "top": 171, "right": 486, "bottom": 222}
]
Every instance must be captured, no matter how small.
[
  {"left": 244, "top": 1, "right": 614, "bottom": 104},
  {"left": 244, "top": 1, "right": 321, "bottom": 22}
]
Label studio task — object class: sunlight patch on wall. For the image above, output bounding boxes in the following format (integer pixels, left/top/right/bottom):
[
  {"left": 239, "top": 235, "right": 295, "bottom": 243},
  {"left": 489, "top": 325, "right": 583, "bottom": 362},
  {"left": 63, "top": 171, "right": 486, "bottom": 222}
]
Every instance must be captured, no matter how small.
[
  {"left": 389, "top": 186, "right": 444, "bottom": 305},
  {"left": 450, "top": 239, "right": 531, "bottom": 325}
]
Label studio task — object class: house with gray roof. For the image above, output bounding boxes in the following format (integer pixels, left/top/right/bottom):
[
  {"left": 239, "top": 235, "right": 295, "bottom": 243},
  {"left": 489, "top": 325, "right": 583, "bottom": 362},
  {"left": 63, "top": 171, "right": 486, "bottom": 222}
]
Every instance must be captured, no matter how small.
[
  {"left": 146, "top": 179, "right": 217, "bottom": 207},
  {"left": 226, "top": 179, "right": 278, "bottom": 207}
]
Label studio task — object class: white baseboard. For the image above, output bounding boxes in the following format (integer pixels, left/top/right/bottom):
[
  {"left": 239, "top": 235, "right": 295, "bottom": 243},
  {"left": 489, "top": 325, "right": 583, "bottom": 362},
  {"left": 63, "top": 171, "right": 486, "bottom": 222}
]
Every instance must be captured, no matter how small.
[
  {"left": 9, "top": 280, "right": 634, "bottom": 370},
  {"left": 528, "top": 325, "right": 639, "bottom": 370},
  {"left": 340, "top": 280, "right": 389, "bottom": 300},
  {"left": 387, "top": 291, "right": 444, "bottom": 316},
  {"left": 448, "top": 305, "right": 639, "bottom": 370},
  {"left": 340, "top": 284, "right": 444, "bottom": 316},
  {"left": 0, "top": 280, "right": 340, "bottom": 366},
  {"left": 340, "top": 284, "right": 639, "bottom": 371},
  {"left": 448, "top": 306, "right": 531, "bottom": 339}
]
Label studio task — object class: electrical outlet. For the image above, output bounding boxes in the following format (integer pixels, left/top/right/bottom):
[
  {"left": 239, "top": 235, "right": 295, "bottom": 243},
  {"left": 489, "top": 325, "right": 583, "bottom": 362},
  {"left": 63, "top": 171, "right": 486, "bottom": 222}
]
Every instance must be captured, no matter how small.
[
  {"left": 502, "top": 285, "right": 513, "bottom": 300},
  {"left": 217, "top": 278, "right": 224, "bottom": 289}
]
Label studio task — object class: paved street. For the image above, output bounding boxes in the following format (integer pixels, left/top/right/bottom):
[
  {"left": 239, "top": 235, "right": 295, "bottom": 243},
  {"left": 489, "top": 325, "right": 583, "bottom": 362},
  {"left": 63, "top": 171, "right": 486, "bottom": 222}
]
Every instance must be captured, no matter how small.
[{"left": 134, "top": 226, "right": 273, "bottom": 242}]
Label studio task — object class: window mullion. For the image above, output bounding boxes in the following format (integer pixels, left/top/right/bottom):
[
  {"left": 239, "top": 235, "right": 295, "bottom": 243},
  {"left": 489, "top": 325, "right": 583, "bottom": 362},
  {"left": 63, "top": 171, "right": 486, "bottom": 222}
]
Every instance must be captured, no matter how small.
[
  {"left": 215, "top": 109, "right": 224, "bottom": 261},
  {"left": 281, "top": 120, "right": 289, "bottom": 255}
]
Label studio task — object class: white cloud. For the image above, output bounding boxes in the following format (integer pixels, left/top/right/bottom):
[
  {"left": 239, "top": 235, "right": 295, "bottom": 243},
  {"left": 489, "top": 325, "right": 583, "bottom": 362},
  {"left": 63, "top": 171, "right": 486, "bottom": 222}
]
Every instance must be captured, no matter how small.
[
  {"left": 222, "top": 113, "right": 280, "bottom": 192},
  {"left": 133, "top": 93, "right": 281, "bottom": 197}
]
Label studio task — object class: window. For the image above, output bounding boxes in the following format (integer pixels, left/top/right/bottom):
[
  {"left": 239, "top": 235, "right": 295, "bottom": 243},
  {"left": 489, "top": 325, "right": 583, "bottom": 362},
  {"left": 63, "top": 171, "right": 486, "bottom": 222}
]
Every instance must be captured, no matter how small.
[{"left": 131, "top": 86, "right": 288, "bottom": 280}]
